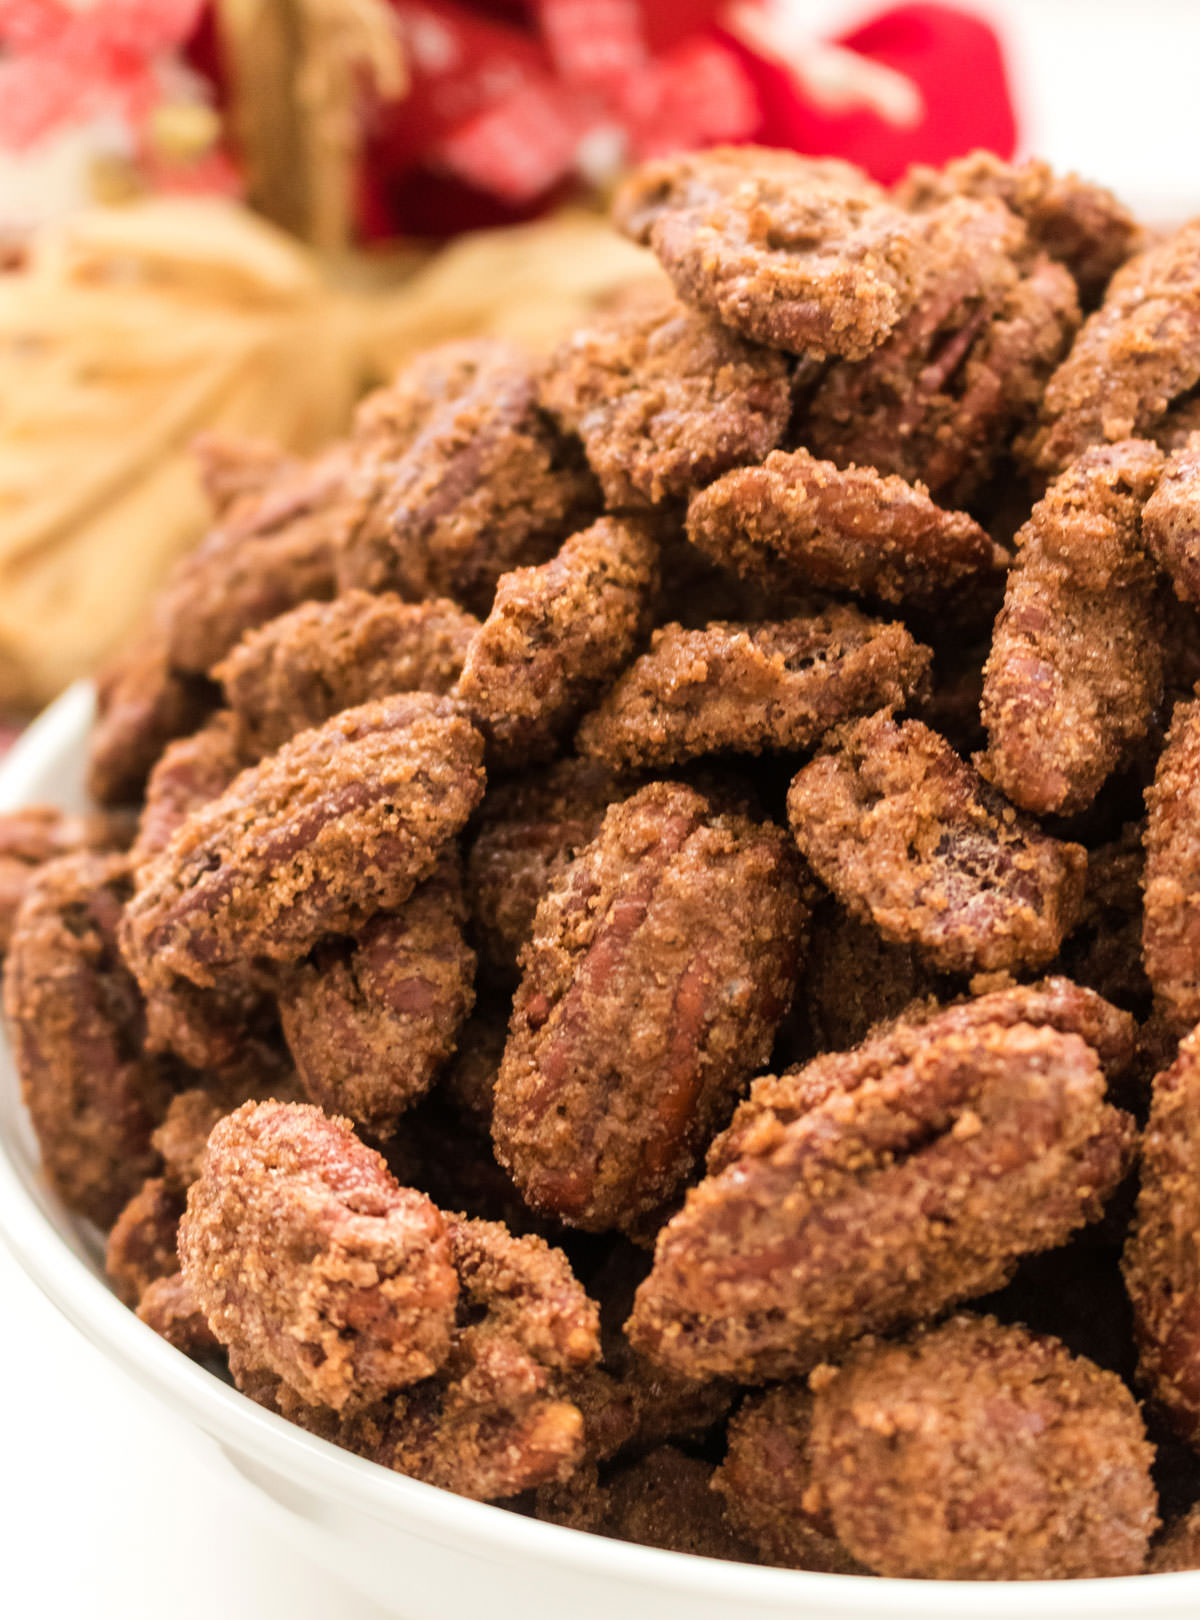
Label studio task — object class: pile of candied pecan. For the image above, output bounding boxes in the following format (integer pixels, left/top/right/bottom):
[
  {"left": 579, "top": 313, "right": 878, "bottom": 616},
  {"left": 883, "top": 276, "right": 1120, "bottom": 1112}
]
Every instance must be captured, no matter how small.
[{"left": 10, "top": 144, "right": 1200, "bottom": 1581}]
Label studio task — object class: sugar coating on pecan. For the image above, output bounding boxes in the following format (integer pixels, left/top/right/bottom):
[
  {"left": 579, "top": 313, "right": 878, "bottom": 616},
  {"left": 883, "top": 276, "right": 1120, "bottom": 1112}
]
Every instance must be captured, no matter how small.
[
  {"left": 137, "top": 1272, "right": 220, "bottom": 1358},
  {"left": 802, "top": 199, "right": 1079, "bottom": 504},
  {"left": 2, "top": 852, "right": 170, "bottom": 1227},
  {"left": 158, "top": 442, "right": 352, "bottom": 676},
  {"left": 980, "top": 440, "right": 1166, "bottom": 816},
  {"left": 576, "top": 608, "right": 931, "bottom": 770},
  {"left": 1150, "top": 1504, "right": 1200, "bottom": 1573},
  {"left": 806, "top": 1315, "right": 1157, "bottom": 1580},
  {"left": 536, "top": 1446, "right": 757, "bottom": 1562},
  {"left": 788, "top": 713, "right": 1087, "bottom": 975},
  {"left": 1143, "top": 431, "right": 1200, "bottom": 607},
  {"left": 374, "top": 1216, "right": 601, "bottom": 1499},
  {"left": 105, "top": 1175, "right": 185, "bottom": 1308},
  {"left": 629, "top": 1018, "right": 1134, "bottom": 1381},
  {"left": 0, "top": 805, "right": 133, "bottom": 955},
  {"left": 86, "top": 629, "right": 215, "bottom": 806},
  {"left": 1022, "top": 220, "right": 1200, "bottom": 476},
  {"left": 180, "top": 1100, "right": 459, "bottom": 1411},
  {"left": 896, "top": 150, "right": 1142, "bottom": 305},
  {"left": 1123, "top": 1026, "right": 1200, "bottom": 1444},
  {"left": 276, "top": 854, "right": 476, "bottom": 1137},
  {"left": 715, "top": 978, "right": 1137, "bottom": 1173},
  {"left": 1153, "top": 393, "right": 1200, "bottom": 456},
  {"left": 215, "top": 591, "right": 479, "bottom": 758},
  {"left": 538, "top": 283, "right": 791, "bottom": 507},
  {"left": 613, "top": 146, "right": 922, "bottom": 360},
  {"left": 121, "top": 693, "right": 485, "bottom": 992},
  {"left": 131, "top": 710, "right": 249, "bottom": 869},
  {"left": 1144, "top": 698, "right": 1200, "bottom": 1031},
  {"left": 493, "top": 782, "right": 808, "bottom": 1232},
  {"left": 338, "top": 340, "right": 598, "bottom": 615},
  {"left": 713, "top": 1388, "right": 866, "bottom": 1574},
  {"left": 466, "top": 758, "right": 633, "bottom": 985},
  {"left": 686, "top": 447, "right": 1005, "bottom": 607},
  {"left": 455, "top": 517, "right": 659, "bottom": 762}
]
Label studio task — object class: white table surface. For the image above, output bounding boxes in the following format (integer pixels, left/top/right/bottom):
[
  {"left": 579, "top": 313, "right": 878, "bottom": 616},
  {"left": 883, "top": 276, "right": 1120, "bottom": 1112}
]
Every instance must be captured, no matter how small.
[{"left": 5, "top": 2, "right": 1200, "bottom": 1614}]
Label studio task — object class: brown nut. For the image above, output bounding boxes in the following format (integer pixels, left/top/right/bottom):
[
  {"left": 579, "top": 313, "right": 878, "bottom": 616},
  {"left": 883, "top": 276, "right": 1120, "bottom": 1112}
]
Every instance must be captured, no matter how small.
[
  {"left": 466, "top": 758, "right": 633, "bottom": 986},
  {"left": 538, "top": 283, "right": 791, "bottom": 507},
  {"left": 277, "top": 855, "right": 476, "bottom": 1137},
  {"left": 686, "top": 447, "right": 1005, "bottom": 607},
  {"left": 121, "top": 693, "right": 485, "bottom": 992},
  {"left": 613, "top": 146, "right": 921, "bottom": 360},
  {"left": 130, "top": 711, "right": 249, "bottom": 869},
  {"left": 1123, "top": 1025, "right": 1200, "bottom": 1445},
  {"left": 979, "top": 440, "right": 1166, "bottom": 817},
  {"left": 455, "top": 517, "right": 659, "bottom": 763},
  {"left": 787, "top": 712, "right": 1087, "bottom": 975},
  {"left": 805, "top": 1315, "right": 1157, "bottom": 1580},
  {"left": 179, "top": 1100, "right": 459, "bottom": 1411},
  {"left": 629, "top": 1014, "right": 1134, "bottom": 1381},
  {"left": 493, "top": 782, "right": 809, "bottom": 1232},
  {"left": 86, "top": 628, "right": 215, "bottom": 806},
  {"left": 2, "top": 852, "right": 170, "bottom": 1227},
  {"left": 215, "top": 591, "right": 479, "bottom": 758},
  {"left": 1144, "top": 431, "right": 1200, "bottom": 607},
  {"left": 0, "top": 805, "right": 133, "bottom": 955},
  {"left": 1144, "top": 697, "right": 1200, "bottom": 1031},
  {"left": 576, "top": 607, "right": 931, "bottom": 770},
  {"left": 338, "top": 340, "right": 598, "bottom": 615}
]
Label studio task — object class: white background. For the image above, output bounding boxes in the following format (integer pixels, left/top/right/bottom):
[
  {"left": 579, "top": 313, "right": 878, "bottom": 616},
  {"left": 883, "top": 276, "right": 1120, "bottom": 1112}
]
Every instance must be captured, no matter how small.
[{"left": 5, "top": 2, "right": 1200, "bottom": 1615}]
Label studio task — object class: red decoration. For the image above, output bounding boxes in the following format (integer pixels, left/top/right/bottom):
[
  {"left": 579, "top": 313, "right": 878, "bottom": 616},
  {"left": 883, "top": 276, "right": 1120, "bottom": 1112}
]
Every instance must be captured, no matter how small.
[{"left": 0, "top": 0, "right": 206, "bottom": 149}]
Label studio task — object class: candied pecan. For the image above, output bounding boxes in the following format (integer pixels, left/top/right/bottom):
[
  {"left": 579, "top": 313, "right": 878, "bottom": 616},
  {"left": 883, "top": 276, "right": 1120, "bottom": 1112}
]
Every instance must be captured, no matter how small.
[
  {"left": 493, "top": 783, "right": 808, "bottom": 1232},
  {"left": 1023, "top": 221, "right": 1200, "bottom": 476},
  {"left": 686, "top": 448, "right": 1004, "bottom": 607},
  {"left": 538, "top": 284, "right": 791, "bottom": 507},
  {"left": 716, "top": 978, "right": 1137, "bottom": 1172},
  {"left": 713, "top": 1388, "right": 866, "bottom": 1574},
  {"left": 536, "top": 1447, "right": 758, "bottom": 1562},
  {"left": 806, "top": 1315, "right": 1157, "bottom": 1580},
  {"left": 215, "top": 592, "right": 479, "bottom": 758},
  {"left": 121, "top": 694, "right": 485, "bottom": 992},
  {"left": 180, "top": 1101, "right": 459, "bottom": 1411},
  {"left": 1143, "top": 431, "right": 1200, "bottom": 606},
  {"left": 1144, "top": 698, "right": 1200, "bottom": 1030},
  {"left": 158, "top": 443, "right": 352, "bottom": 676},
  {"left": 2, "top": 852, "right": 170, "bottom": 1227},
  {"left": 803, "top": 198, "right": 1078, "bottom": 504},
  {"left": 374, "top": 1217, "right": 600, "bottom": 1499},
  {"left": 137, "top": 1272, "right": 220, "bottom": 1358},
  {"left": 140, "top": 972, "right": 282, "bottom": 1075},
  {"left": 130, "top": 710, "right": 249, "bottom": 868},
  {"left": 897, "top": 151, "right": 1142, "bottom": 305},
  {"left": 338, "top": 340, "right": 598, "bottom": 615},
  {"left": 466, "top": 758, "right": 632, "bottom": 985},
  {"left": 0, "top": 805, "right": 132, "bottom": 955},
  {"left": 629, "top": 1018, "right": 1134, "bottom": 1381},
  {"left": 276, "top": 855, "right": 476, "bottom": 1137},
  {"left": 190, "top": 432, "right": 299, "bottom": 516},
  {"left": 980, "top": 440, "right": 1166, "bottom": 816},
  {"left": 455, "top": 518, "right": 659, "bottom": 762},
  {"left": 788, "top": 713, "right": 1087, "bottom": 974},
  {"left": 576, "top": 607, "right": 931, "bottom": 770},
  {"left": 1150, "top": 1504, "right": 1200, "bottom": 1573},
  {"left": 1123, "top": 1026, "right": 1200, "bottom": 1444},
  {"left": 86, "top": 628, "right": 215, "bottom": 805},
  {"left": 105, "top": 1176, "right": 184, "bottom": 1308},
  {"left": 613, "top": 146, "right": 922, "bottom": 360}
]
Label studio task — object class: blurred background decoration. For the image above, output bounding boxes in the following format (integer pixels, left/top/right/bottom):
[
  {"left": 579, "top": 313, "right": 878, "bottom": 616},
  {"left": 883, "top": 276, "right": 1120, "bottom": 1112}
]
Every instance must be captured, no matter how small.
[{"left": 0, "top": 0, "right": 1022, "bottom": 714}]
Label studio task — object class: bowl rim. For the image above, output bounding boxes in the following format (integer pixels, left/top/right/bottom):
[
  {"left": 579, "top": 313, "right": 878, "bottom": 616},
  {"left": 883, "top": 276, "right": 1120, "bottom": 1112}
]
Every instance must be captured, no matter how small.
[{"left": 0, "top": 681, "right": 1197, "bottom": 1615}]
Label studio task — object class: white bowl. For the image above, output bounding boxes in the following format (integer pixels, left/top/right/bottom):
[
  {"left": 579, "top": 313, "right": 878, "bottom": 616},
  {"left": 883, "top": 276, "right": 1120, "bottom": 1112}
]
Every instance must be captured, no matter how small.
[{"left": 0, "top": 683, "right": 1197, "bottom": 1618}]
